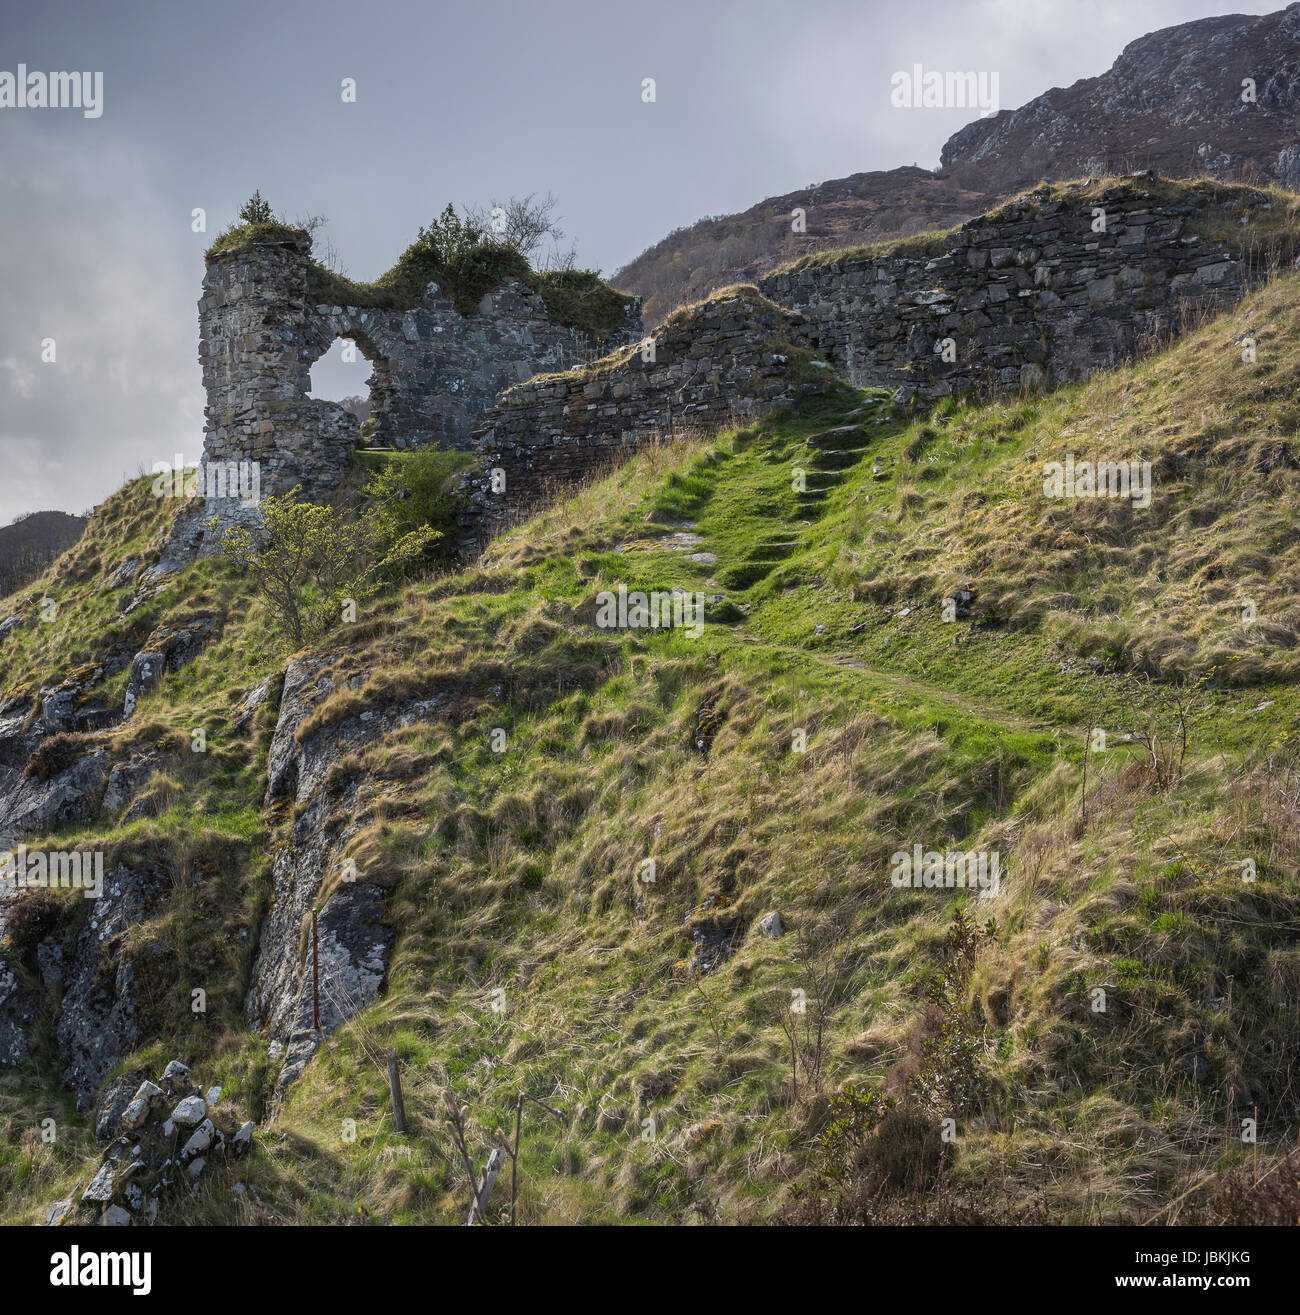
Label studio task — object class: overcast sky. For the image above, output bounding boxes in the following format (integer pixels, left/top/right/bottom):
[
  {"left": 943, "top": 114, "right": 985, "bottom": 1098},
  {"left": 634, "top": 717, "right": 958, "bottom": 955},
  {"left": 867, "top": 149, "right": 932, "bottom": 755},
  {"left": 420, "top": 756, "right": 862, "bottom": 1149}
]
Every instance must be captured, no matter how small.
[{"left": 0, "top": 0, "right": 1281, "bottom": 525}]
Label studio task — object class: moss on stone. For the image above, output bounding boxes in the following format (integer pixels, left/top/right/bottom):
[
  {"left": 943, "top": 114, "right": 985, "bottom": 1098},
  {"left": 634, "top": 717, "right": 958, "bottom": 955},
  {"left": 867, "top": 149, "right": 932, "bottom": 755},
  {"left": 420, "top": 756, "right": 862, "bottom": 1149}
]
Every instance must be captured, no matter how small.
[
  {"left": 772, "top": 175, "right": 1300, "bottom": 278},
  {"left": 531, "top": 269, "right": 636, "bottom": 343},
  {"left": 206, "top": 221, "right": 305, "bottom": 258},
  {"left": 772, "top": 226, "right": 961, "bottom": 276}
]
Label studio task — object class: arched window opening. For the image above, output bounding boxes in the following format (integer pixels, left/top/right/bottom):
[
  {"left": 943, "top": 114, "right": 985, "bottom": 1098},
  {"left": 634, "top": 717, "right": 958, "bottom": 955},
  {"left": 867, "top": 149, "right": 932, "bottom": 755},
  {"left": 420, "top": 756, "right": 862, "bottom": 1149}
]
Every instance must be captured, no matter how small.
[{"left": 308, "top": 337, "right": 372, "bottom": 430}]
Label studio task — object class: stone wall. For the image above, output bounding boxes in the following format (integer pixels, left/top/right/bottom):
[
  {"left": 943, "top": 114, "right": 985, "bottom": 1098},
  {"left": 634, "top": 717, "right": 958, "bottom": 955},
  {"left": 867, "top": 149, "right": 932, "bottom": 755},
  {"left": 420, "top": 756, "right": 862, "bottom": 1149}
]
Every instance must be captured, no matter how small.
[
  {"left": 197, "top": 234, "right": 641, "bottom": 503},
  {"left": 460, "top": 290, "right": 825, "bottom": 546},
  {"left": 758, "top": 179, "right": 1266, "bottom": 402}
]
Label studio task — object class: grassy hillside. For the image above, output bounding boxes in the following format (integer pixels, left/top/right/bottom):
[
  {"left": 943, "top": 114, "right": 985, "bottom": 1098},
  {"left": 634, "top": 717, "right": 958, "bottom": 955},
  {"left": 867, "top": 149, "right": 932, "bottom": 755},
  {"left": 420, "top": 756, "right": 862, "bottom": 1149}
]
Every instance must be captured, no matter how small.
[{"left": 4, "top": 272, "right": 1300, "bottom": 1225}]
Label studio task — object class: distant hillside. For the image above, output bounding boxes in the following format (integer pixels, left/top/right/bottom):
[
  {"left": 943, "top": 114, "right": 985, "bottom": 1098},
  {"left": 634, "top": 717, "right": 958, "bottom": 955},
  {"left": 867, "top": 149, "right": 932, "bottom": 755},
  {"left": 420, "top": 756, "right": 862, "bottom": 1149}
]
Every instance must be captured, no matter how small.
[
  {"left": 0, "top": 510, "right": 87, "bottom": 599},
  {"left": 616, "top": 2, "right": 1300, "bottom": 324},
  {"left": 614, "top": 168, "right": 993, "bottom": 327}
]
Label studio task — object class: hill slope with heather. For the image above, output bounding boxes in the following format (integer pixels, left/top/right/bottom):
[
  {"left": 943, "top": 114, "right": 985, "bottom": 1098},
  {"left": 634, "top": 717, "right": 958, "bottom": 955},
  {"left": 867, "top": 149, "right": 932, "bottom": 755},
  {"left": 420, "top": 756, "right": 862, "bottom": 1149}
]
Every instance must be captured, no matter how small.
[{"left": 2, "top": 253, "right": 1300, "bottom": 1224}]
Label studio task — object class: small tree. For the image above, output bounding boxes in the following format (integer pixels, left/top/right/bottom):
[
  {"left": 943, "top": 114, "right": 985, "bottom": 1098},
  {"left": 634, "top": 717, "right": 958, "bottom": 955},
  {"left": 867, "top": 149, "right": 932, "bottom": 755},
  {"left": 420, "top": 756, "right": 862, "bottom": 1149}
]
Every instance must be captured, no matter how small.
[
  {"left": 469, "top": 193, "right": 567, "bottom": 263},
  {"left": 219, "top": 490, "right": 436, "bottom": 650},
  {"left": 239, "top": 190, "right": 274, "bottom": 225},
  {"left": 416, "top": 203, "right": 488, "bottom": 265},
  {"left": 363, "top": 450, "right": 461, "bottom": 574}
]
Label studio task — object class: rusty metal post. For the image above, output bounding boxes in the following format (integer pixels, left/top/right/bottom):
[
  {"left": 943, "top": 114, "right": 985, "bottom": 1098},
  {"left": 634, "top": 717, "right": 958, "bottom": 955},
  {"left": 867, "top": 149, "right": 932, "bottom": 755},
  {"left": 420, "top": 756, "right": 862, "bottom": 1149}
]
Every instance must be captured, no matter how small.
[{"left": 312, "top": 910, "right": 320, "bottom": 1033}]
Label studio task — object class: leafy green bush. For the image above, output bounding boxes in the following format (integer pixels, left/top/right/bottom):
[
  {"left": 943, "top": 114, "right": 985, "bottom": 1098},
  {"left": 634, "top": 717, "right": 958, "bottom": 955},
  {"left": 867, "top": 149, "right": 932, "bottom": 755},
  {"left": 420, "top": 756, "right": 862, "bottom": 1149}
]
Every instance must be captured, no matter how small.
[
  {"left": 363, "top": 448, "right": 473, "bottom": 574},
  {"left": 813, "top": 1084, "right": 895, "bottom": 1189}
]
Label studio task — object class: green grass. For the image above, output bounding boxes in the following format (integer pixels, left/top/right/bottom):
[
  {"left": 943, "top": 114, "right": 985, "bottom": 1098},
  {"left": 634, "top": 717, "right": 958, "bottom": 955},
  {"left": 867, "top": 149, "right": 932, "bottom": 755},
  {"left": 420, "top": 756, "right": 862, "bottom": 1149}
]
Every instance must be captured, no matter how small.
[{"left": 4, "top": 265, "right": 1300, "bottom": 1225}]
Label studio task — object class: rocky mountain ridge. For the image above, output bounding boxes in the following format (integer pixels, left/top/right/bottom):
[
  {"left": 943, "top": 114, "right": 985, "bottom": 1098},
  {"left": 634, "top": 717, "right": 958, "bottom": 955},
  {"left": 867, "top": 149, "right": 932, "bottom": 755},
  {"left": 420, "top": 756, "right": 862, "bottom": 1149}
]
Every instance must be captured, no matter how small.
[{"left": 615, "top": 3, "right": 1300, "bottom": 323}]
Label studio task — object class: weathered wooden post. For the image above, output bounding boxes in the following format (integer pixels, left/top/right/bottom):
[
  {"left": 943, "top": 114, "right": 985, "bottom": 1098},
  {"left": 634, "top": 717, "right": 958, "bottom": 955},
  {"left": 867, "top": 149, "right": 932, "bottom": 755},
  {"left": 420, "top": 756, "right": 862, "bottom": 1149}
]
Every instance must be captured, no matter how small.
[
  {"left": 466, "top": 1148, "right": 505, "bottom": 1226},
  {"left": 387, "top": 1048, "right": 406, "bottom": 1134}
]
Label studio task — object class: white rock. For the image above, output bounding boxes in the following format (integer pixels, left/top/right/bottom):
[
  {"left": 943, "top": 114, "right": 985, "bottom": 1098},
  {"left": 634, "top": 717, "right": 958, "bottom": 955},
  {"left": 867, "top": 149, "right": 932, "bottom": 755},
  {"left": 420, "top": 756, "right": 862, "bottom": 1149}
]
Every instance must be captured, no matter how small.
[
  {"left": 171, "top": 1095, "right": 206, "bottom": 1127},
  {"left": 205, "top": 1085, "right": 222, "bottom": 1107},
  {"left": 82, "top": 1163, "right": 115, "bottom": 1203},
  {"left": 186, "top": 1156, "right": 206, "bottom": 1181},
  {"left": 160, "top": 1060, "right": 191, "bottom": 1092},
  {"left": 181, "top": 1119, "right": 213, "bottom": 1158},
  {"left": 756, "top": 911, "right": 783, "bottom": 938},
  {"left": 119, "top": 1098, "right": 152, "bottom": 1132},
  {"left": 101, "top": 1204, "right": 132, "bottom": 1226},
  {"left": 132, "top": 1079, "right": 163, "bottom": 1104},
  {"left": 162, "top": 1118, "right": 175, "bottom": 1138},
  {"left": 45, "top": 1197, "right": 74, "bottom": 1226},
  {"left": 231, "top": 1121, "right": 255, "bottom": 1156}
]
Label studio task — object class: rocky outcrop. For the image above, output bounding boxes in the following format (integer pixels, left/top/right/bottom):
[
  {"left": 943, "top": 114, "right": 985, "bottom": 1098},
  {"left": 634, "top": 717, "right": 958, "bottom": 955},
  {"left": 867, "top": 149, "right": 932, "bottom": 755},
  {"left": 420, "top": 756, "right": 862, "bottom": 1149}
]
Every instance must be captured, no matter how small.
[
  {"left": 246, "top": 657, "right": 454, "bottom": 1095},
  {"left": 940, "top": 4, "right": 1300, "bottom": 193},
  {"left": 57, "top": 863, "right": 169, "bottom": 1109},
  {"left": 101, "top": 751, "right": 177, "bottom": 822},
  {"left": 0, "top": 958, "right": 32, "bottom": 1065},
  {"left": 0, "top": 751, "right": 109, "bottom": 844},
  {"left": 0, "top": 614, "right": 27, "bottom": 648},
  {"left": 122, "top": 617, "right": 215, "bottom": 716}
]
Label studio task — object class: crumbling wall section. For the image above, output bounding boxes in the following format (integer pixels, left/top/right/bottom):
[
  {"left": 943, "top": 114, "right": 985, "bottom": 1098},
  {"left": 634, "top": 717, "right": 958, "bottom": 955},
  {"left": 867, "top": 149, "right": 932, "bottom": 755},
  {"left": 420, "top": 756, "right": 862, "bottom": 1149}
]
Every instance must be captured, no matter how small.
[
  {"left": 197, "top": 234, "right": 642, "bottom": 507},
  {"left": 460, "top": 290, "right": 827, "bottom": 547},
  {"left": 759, "top": 179, "right": 1265, "bottom": 402}
]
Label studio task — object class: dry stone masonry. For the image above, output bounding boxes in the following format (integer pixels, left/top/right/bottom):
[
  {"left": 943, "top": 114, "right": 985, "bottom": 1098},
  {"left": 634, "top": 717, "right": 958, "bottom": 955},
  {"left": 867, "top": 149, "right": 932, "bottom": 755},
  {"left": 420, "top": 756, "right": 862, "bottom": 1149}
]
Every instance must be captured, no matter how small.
[
  {"left": 457, "top": 179, "right": 1279, "bottom": 548},
  {"left": 194, "top": 179, "right": 1279, "bottom": 556},
  {"left": 758, "top": 179, "right": 1270, "bottom": 402},
  {"left": 45, "top": 1059, "right": 255, "bottom": 1226},
  {"left": 197, "top": 232, "right": 641, "bottom": 507},
  {"left": 461, "top": 289, "right": 827, "bottom": 544}
]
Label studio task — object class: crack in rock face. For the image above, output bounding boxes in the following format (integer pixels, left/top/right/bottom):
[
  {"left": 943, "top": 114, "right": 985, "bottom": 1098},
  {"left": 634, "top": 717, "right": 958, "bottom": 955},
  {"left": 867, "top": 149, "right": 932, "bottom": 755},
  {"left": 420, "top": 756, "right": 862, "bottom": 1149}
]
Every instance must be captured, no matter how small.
[{"left": 246, "top": 655, "right": 450, "bottom": 1096}]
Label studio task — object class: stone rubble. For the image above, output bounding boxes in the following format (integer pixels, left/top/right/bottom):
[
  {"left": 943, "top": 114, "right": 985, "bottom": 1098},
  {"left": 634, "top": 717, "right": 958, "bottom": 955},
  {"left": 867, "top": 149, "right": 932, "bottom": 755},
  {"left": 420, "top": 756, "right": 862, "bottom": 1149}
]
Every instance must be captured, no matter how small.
[{"left": 45, "top": 1059, "right": 255, "bottom": 1226}]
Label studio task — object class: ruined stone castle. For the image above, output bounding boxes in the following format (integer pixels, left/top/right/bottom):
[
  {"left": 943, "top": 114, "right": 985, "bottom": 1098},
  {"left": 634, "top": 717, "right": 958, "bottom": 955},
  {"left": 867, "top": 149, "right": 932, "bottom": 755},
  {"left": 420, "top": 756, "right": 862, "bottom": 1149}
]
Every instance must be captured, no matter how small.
[{"left": 194, "top": 178, "right": 1280, "bottom": 546}]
